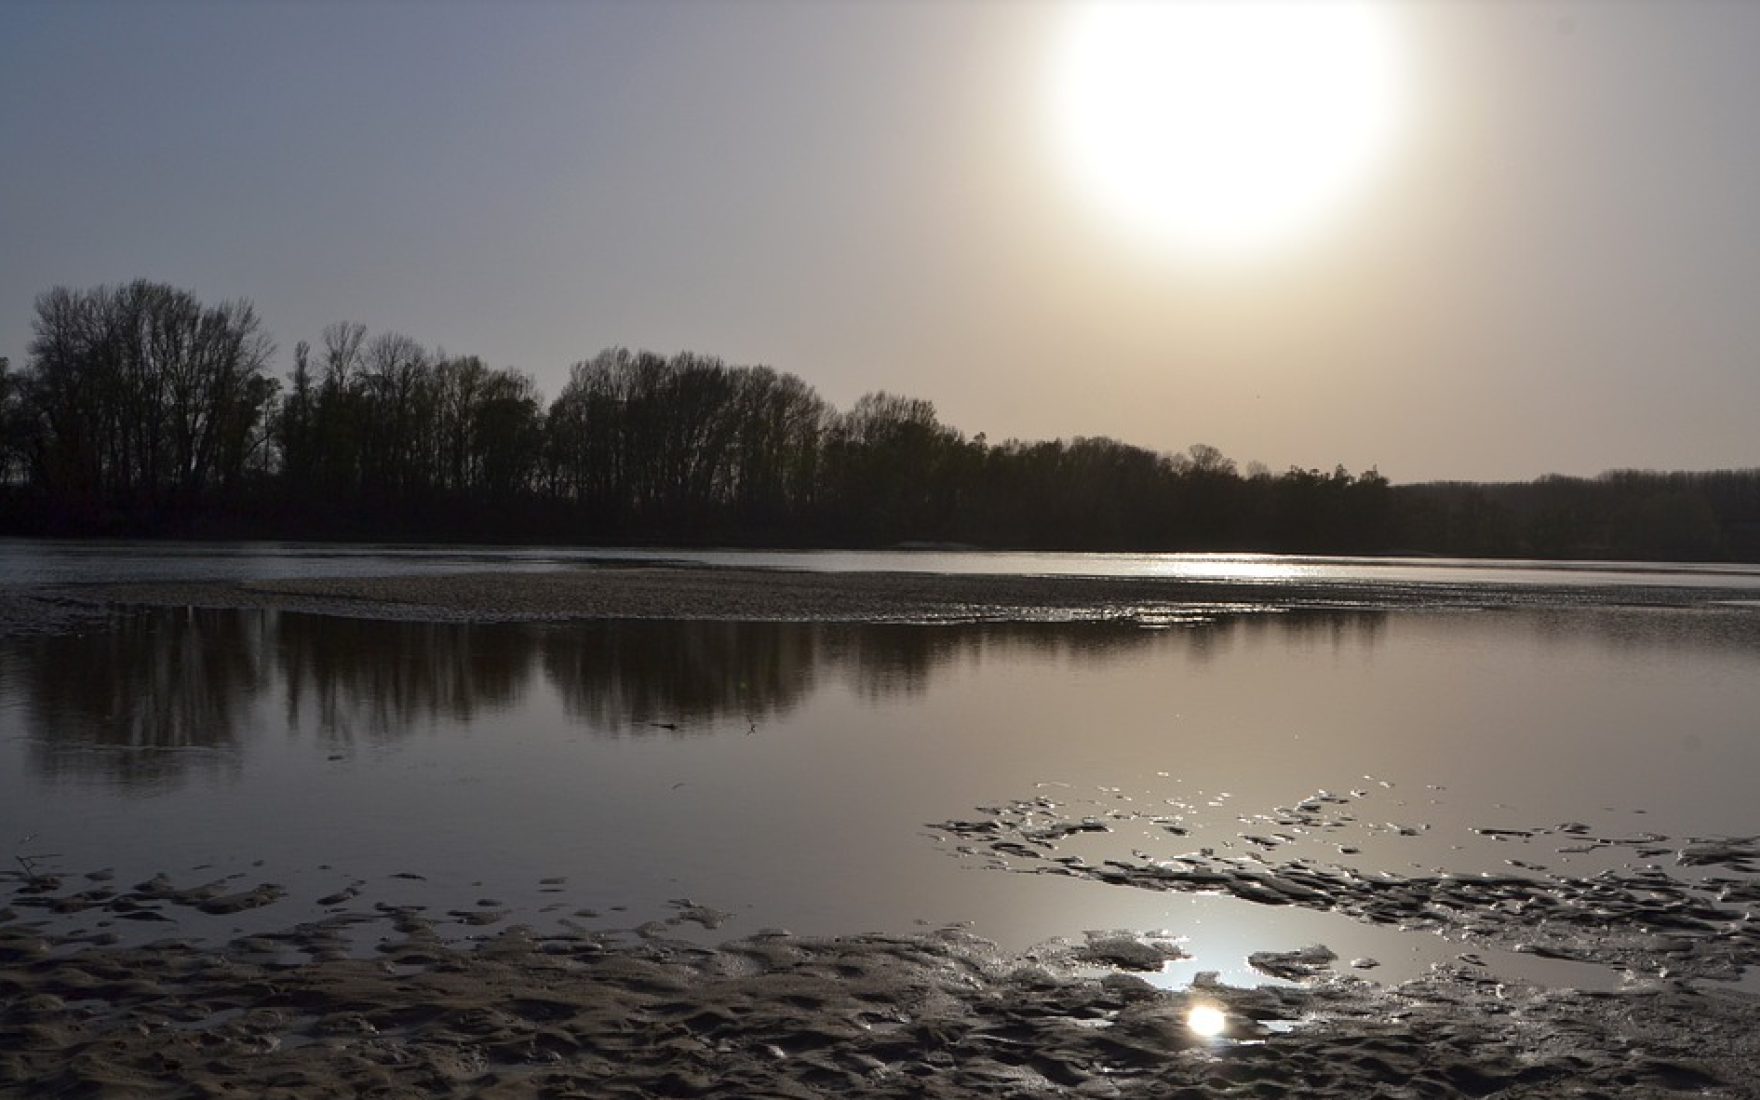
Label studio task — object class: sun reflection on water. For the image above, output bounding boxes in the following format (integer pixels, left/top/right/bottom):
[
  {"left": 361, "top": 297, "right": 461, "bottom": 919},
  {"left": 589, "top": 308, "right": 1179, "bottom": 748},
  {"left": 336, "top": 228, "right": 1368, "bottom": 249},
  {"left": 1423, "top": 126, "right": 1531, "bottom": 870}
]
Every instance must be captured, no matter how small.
[{"left": 1185, "top": 1002, "right": 1228, "bottom": 1039}]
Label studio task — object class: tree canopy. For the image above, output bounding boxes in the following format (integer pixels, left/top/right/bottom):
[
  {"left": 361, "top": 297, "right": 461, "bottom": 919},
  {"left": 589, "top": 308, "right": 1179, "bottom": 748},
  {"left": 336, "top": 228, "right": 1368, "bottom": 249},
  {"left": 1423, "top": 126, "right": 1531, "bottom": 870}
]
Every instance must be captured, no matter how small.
[{"left": 3, "top": 279, "right": 1757, "bottom": 559}]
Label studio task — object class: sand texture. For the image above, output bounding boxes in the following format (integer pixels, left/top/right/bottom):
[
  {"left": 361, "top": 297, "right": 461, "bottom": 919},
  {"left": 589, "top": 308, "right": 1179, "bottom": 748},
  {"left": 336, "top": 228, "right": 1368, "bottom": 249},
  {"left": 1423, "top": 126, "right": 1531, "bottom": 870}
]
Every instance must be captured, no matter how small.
[{"left": 5, "top": 870, "right": 1760, "bottom": 1099}]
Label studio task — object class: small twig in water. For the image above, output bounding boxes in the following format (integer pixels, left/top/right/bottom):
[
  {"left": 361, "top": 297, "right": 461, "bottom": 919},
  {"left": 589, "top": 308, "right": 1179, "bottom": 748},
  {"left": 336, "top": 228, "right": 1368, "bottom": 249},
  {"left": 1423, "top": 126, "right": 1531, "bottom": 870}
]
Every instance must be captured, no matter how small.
[{"left": 13, "top": 834, "right": 59, "bottom": 886}]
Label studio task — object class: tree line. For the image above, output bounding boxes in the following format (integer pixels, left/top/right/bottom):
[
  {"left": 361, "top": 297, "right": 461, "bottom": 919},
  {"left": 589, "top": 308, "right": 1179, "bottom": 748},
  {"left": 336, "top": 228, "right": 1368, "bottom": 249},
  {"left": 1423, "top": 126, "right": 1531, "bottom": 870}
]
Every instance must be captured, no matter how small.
[{"left": 4, "top": 279, "right": 1759, "bottom": 560}]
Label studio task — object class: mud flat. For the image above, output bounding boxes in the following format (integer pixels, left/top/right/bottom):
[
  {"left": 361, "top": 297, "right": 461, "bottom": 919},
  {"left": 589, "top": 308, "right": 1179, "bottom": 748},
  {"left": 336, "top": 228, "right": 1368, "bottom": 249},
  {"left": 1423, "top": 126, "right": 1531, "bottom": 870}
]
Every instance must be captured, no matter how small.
[
  {"left": 18, "top": 562, "right": 1760, "bottom": 632},
  {"left": 4, "top": 868, "right": 1759, "bottom": 1099}
]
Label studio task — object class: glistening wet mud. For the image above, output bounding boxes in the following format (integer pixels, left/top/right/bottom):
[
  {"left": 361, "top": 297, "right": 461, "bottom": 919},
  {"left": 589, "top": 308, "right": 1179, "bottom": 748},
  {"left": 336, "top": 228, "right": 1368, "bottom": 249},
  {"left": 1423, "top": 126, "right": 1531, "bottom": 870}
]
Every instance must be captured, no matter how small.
[
  {"left": 934, "top": 787, "right": 1760, "bottom": 989},
  {"left": 4, "top": 867, "right": 1758, "bottom": 1099}
]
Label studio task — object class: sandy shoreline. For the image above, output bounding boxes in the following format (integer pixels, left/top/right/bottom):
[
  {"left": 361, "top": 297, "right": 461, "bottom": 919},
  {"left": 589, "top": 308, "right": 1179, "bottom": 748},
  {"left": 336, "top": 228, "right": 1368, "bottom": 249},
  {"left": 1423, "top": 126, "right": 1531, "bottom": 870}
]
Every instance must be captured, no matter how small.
[{"left": 7, "top": 567, "right": 1760, "bottom": 1095}]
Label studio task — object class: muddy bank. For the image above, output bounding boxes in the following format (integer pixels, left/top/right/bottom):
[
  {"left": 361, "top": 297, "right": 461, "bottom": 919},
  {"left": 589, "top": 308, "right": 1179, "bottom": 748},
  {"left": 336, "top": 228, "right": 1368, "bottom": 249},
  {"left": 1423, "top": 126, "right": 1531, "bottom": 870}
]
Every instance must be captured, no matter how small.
[
  {"left": 16, "top": 564, "right": 1759, "bottom": 633},
  {"left": 4, "top": 869, "right": 1757, "bottom": 1099}
]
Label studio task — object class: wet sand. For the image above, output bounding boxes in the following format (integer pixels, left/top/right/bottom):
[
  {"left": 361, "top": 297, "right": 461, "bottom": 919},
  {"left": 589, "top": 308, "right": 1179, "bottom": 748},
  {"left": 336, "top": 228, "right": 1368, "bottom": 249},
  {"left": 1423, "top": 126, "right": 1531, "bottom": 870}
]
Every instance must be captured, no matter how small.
[
  {"left": 6, "top": 567, "right": 1760, "bottom": 1096},
  {"left": 5, "top": 867, "right": 1758, "bottom": 1099}
]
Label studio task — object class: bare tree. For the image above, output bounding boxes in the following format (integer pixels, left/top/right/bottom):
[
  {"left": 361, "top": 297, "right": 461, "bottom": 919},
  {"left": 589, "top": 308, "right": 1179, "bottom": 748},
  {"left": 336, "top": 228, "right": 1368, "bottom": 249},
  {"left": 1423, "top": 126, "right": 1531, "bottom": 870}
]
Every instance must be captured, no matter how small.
[
  {"left": 18, "top": 280, "right": 275, "bottom": 525},
  {"left": 0, "top": 356, "right": 20, "bottom": 485}
]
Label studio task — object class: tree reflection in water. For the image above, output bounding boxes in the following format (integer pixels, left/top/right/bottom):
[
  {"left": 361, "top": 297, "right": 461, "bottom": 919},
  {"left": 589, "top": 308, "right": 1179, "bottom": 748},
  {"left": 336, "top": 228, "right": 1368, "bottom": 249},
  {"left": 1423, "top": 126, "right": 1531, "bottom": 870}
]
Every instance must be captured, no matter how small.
[
  {"left": 277, "top": 612, "right": 535, "bottom": 745},
  {"left": 6, "top": 609, "right": 1398, "bottom": 789},
  {"left": 15, "top": 607, "right": 268, "bottom": 788}
]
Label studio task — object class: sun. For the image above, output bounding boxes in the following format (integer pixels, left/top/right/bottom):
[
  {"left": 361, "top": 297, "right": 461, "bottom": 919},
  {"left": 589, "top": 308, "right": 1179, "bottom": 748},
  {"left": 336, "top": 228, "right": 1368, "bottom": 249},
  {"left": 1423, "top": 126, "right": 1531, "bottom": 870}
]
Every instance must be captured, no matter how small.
[{"left": 1048, "top": 0, "right": 1407, "bottom": 262}]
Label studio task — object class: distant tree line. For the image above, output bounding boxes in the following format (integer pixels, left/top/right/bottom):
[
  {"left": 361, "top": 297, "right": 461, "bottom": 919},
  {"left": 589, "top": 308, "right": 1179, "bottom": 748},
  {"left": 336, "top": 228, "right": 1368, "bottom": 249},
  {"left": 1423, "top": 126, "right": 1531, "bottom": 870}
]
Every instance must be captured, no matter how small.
[
  {"left": 4, "top": 279, "right": 1760, "bottom": 560},
  {"left": 1391, "top": 470, "right": 1760, "bottom": 561}
]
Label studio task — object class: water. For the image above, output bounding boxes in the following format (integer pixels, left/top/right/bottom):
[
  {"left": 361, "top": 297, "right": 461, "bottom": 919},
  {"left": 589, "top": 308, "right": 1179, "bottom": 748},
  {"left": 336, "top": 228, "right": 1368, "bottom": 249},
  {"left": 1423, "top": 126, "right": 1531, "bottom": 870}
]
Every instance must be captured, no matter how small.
[
  {"left": 10, "top": 535, "right": 1760, "bottom": 590},
  {"left": 4, "top": 540, "right": 1760, "bottom": 990}
]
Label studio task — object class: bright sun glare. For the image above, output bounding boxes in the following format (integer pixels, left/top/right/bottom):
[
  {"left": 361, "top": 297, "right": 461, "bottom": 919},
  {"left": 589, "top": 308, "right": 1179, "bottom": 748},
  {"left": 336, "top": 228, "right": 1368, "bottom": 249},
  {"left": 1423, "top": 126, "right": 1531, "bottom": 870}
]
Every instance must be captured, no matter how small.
[
  {"left": 1050, "top": 0, "right": 1406, "bottom": 261},
  {"left": 1186, "top": 1003, "right": 1229, "bottom": 1039}
]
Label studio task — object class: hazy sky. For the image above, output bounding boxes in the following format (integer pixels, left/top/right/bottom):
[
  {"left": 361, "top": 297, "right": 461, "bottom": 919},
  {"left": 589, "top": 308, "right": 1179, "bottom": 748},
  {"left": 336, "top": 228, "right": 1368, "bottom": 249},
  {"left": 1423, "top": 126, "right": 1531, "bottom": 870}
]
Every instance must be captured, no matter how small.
[{"left": 5, "top": 1, "right": 1759, "bottom": 484}]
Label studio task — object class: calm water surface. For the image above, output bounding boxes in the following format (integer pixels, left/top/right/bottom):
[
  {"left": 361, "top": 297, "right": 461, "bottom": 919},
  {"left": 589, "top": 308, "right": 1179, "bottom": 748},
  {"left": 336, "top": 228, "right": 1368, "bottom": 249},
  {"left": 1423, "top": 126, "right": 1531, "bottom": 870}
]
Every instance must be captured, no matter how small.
[{"left": 3, "top": 541, "right": 1760, "bottom": 988}]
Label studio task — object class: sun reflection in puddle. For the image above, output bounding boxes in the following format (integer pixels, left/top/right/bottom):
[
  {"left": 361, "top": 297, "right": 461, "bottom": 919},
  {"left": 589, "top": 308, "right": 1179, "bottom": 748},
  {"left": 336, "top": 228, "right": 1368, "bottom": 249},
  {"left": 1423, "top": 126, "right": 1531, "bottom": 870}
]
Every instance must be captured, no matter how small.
[{"left": 1185, "top": 1002, "right": 1227, "bottom": 1038}]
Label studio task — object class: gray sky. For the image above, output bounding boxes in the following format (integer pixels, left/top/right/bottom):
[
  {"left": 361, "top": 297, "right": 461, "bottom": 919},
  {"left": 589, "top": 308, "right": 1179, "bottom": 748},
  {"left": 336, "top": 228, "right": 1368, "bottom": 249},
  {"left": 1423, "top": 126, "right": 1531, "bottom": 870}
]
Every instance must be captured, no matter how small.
[{"left": 5, "top": 0, "right": 1759, "bottom": 484}]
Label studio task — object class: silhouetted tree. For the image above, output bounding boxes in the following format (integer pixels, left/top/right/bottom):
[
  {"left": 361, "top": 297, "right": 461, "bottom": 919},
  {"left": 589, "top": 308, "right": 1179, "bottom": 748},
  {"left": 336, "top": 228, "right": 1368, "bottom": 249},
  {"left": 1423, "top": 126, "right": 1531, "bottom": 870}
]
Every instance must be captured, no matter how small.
[
  {"left": 275, "top": 340, "right": 319, "bottom": 490},
  {"left": 819, "top": 392, "right": 967, "bottom": 543},
  {"left": 963, "top": 436, "right": 1178, "bottom": 549},
  {"left": 722, "top": 365, "right": 831, "bottom": 533},
  {"left": 16, "top": 281, "right": 275, "bottom": 530},
  {"left": 0, "top": 356, "right": 20, "bottom": 486},
  {"left": 471, "top": 365, "right": 545, "bottom": 502},
  {"left": 1610, "top": 490, "right": 1724, "bottom": 559},
  {"left": 14, "top": 278, "right": 1760, "bottom": 558},
  {"left": 546, "top": 349, "right": 635, "bottom": 526},
  {"left": 1171, "top": 443, "right": 1246, "bottom": 546},
  {"left": 543, "top": 350, "right": 831, "bottom": 541},
  {"left": 355, "top": 331, "right": 434, "bottom": 505}
]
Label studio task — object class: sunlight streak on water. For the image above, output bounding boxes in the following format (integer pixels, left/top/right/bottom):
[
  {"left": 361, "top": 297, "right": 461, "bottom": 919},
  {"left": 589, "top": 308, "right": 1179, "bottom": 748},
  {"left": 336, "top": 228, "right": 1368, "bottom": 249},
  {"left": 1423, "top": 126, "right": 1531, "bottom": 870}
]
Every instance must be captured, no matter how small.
[{"left": 8, "top": 538, "right": 1760, "bottom": 592}]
